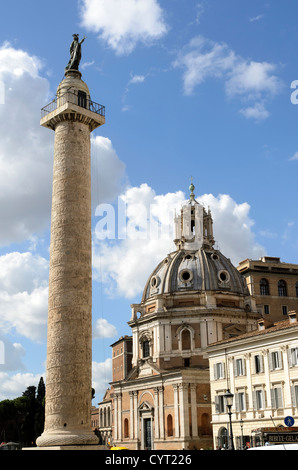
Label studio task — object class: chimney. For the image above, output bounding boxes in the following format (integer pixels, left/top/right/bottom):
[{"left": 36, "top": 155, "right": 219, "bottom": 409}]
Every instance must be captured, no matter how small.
[
  {"left": 258, "top": 318, "right": 273, "bottom": 331},
  {"left": 288, "top": 311, "right": 297, "bottom": 324}
]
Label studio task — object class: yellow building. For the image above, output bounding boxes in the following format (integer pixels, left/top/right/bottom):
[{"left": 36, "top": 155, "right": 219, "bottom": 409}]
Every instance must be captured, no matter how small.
[{"left": 208, "top": 311, "right": 298, "bottom": 449}]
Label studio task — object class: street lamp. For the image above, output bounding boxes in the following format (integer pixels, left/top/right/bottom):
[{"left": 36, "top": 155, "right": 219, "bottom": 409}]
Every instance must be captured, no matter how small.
[{"left": 224, "top": 389, "right": 235, "bottom": 450}]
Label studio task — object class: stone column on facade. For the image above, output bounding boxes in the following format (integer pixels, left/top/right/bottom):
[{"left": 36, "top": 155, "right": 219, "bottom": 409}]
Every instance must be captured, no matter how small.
[
  {"left": 114, "top": 394, "right": 118, "bottom": 441},
  {"left": 118, "top": 393, "right": 122, "bottom": 441},
  {"left": 263, "top": 349, "right": 271, "bottom": 410},
  {"left": 36, "top": 69, "right": 105, "bottom": 448},
  {"left": 133, "top": 391, "right": 138, "bottom": 440},
  {"left": 190, "top": 384, "right": 198, "bottom": 437},
  {"left": 173, "top": 384, "right": 180, "bottom": 438},
  {"left": 158, "top": 386, "right": 165, "bottom": 440},
  {"left": 281, "top": 345, "right": 292, "bottom": 408},
  {"left": 245, "top": 353, "right": 253, "bottom": 412},
  {"left": 129, "top": 391, "right": 134, "bottom": 440},
  {"left": 179, "top": 384, "right": 190, "bottom": 439},
  {"left": 154, "top": 387, "right": 160, "bottom": 439}
]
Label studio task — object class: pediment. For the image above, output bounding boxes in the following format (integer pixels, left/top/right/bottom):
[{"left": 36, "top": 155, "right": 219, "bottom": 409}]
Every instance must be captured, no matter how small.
[
  {"left": 139, "top": 400, "right": 153, "bottom": 411},
  {"left": 223, "top": 324, "right": 246, "bottom": 339}
]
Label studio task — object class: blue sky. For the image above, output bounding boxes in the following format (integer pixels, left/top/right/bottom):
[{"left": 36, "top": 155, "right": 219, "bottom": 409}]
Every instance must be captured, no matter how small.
[{"left": 0, "top": 0, "right": 298, "bottom": 404}]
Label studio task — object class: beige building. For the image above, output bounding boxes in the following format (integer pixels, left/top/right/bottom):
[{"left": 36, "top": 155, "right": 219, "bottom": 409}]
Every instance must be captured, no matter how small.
[
  {"left": 238, "top": 257, "right": 298, "bottom": 322},
  {"left": 208, "top": 311, "right": 298, "bottom": 449},
  {"left": 109, "top": 184, "right": 260, "bottom": 450}
]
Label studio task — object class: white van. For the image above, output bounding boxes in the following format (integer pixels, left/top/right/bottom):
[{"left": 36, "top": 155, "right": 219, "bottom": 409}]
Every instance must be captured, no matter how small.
[{"left": 248, "top": 443, "right": 298, "bottom": 450}]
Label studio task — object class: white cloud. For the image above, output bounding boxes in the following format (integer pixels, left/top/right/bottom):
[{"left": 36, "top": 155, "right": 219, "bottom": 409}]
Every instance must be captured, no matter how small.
[
  {"left": 128, "top": 74, "right": 146, "bottom": 85},
  {"left": 0, "top": 336, "right": 26, "bottom": 372},
  {"left": 173, "top": 35, "right": 282, "bottom": 120},
  {"left": 240, "top": 103, "right": 269, "bottom": 120},
  {"left": 249, "top": 14, "right": 264, "bottom": 22},
  {"left": 0, "top": 43, "right": 128, "bottom": 245},
  {"left": 0, "top": 42, "right": 53, "bottom": 246},
  {"left": 93, "top": 184, "right": 265, "bottom": 299},
  {"left": 0, "top": 252, "right": 49, "bottom": 343},
  {"left": 289, "top": 151, "right": 298, "bottom": 161},
  {"left": 91, "top": 136, "right": 127, "bottom": 209},
  {"left": 198, "top": 193, "right": 265, "bottom": 263},
  {"left": 80, "top": 0, "right": 168, "bottom": 55},
  {"left": 0, "top": 371, "right": 43, "bottom": 400},
  {"left": 93, "top": 318, "right": 118, "bottom": 339},
  {"left": 92, "top": 358, "right": 112, "bottom": 398}
]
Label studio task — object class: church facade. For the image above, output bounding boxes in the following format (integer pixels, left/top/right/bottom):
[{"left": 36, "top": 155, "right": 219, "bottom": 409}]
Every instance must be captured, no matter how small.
[{"left": 109, "top": 184, "right": 260, "bottom": 450}]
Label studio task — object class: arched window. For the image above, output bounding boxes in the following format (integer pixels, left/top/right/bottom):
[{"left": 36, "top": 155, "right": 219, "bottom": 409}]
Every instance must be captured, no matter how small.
[
  {"left": 181, "top": 328, "right": 191, "bottom": 350},
  {"left": 124, "top": 418, "right": 129, "bottom": 438},
  {"left": 167, "top": 414, "right": 173, "bottom": 437},
  {"left": 260, "top": 278, "right": 270, "bottom": 296},
  {"left": 143, "top": 340, "right": 150, "bottom": 358},
  {"left": 278, "top": 280, "right": 287, "bottom": 297}
]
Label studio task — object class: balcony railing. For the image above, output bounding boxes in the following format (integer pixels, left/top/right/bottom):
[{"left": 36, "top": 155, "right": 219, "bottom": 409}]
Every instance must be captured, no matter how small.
[{"left": 41, "top": 90, "right": 105, "bottom": 119}]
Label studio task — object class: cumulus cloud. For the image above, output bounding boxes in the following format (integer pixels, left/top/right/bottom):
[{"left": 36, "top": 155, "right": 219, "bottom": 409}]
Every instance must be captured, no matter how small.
[
  {"left": 198, "top": 193, "right": 265, "bottom": 263},
  {"left": 173, "top": 35, "right": 282, "bottom": 120},
  {"left": 0, "top": 43, "right": 127, "bottom": 246},
  {"left": 0, "top": 336, "right": 26, "bottom": 372},
  {"left": 0, "top": 252, "right": 49, "bottom": 343},
  {"left": 289, "top": 151, "right": 298, "bottom": 161},
  {"left": 0, "top": 371, "right": 43, "bottom": 400},
  {"left": 93, "top": 318, "right": 118, "bottom": 339},
  {"left": 93, "top": 184, "right": 265, "bottom": 299},
  {"left": 80, "top": 0, "right": 168, "bottom": 55},
  {"left": 0, "top": 42, "right": 53, "bottom": 246},
  {"left": 91, "top": 136, "right": 127, "bottom": 209},
  {"left": 92, "top": 358, "right": 112, "bottom": 398}
]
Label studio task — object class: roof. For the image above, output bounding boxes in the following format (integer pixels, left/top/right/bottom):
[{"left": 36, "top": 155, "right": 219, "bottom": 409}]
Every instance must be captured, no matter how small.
[
  {"left": 207, "top": 315, "right": 298, "bottom": 350},
  {"left": 142, "top": 247, "right": 249, "bottom": 302}
]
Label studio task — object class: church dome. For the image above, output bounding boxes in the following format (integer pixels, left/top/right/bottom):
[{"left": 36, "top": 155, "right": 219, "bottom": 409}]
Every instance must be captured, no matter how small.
[
  {"left": 142, "top": 183, "right": 249, "bottom": 302},
  {"left": 142, "top": 247, "right": 249, "bottom": 301}
]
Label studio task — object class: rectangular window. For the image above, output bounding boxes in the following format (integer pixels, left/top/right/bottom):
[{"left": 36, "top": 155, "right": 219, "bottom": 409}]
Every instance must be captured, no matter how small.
[
  {"left": 291, "top": 384, "right": 298, "bottom": 407},
  {"left": 184, "top": 358, "right": 190, "bottom": 367},
  {"left": 290, "top": 348, "right": 298, "bottom": 367},
  {"left": 215, "top": 395, "right": 225, "bottom": 413},
  {"left": 282, "top": 305, "right": 288, "bottom": 316},
  {"left": 254, "top": 390, "right": 265, "bottom": 410},
  {"left": 235, "top": 392, "right": 246, "bottom": 412},
  {"left": 254, "top": 355, "right": 263, "bottom": 374},
  {"left": 234, "top": 358, "right": 245, "bottom": 376},
  {"left": 271, "top": 387, "right": 283, "bottom": 409},
  {"left": 270, "top": 351, "right": 282, "bottom": 370},
  {"left": 214, "top": 362, "right": 225, "bottom": 380},
  {"left": 264, "top": 305, "right": 270, "bottom": 315}
]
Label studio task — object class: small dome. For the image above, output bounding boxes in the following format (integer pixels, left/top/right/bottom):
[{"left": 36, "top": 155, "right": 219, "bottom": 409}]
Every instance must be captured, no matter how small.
[{"left": 142, "top": 248, "right": 249, "bottom": 301}]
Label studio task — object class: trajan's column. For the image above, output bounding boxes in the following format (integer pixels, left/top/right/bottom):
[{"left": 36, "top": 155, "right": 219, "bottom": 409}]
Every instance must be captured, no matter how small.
[{"left": 36, "top": 35, "right": 105, "bottom": 449}]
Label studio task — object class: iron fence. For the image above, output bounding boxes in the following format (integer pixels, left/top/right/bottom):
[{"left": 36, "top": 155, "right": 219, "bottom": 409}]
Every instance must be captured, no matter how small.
[{"left": 41, "top": 90, "right": 105, "bottom": 119}]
